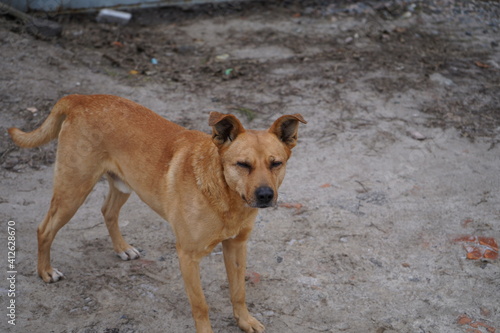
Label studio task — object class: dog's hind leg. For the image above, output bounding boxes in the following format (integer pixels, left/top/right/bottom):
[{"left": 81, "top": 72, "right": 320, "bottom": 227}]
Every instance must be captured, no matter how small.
[
  {"left": 37, "top": 168, "right": 99, "bottom": 283},
  {"left": 102, "top": 174, "right": 140, "bottom": 261}
]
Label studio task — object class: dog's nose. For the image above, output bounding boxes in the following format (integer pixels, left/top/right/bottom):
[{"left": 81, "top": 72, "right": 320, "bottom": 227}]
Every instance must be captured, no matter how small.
[{"left": 255, "top": 186, "right": 274, "bottom": 207}]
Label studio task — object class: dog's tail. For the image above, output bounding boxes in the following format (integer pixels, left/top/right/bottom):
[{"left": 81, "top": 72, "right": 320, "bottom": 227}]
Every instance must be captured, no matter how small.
[{"left": 8, "top": 96, "right": 73, "bottom": 148}]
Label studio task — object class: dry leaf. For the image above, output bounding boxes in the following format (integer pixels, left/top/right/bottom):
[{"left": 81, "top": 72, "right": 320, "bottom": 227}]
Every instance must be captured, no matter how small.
[
  {"left": 279, "top": 203, "right": 303, "bottom": 209},
  {"left": 474, "top": 61, "right": 490, "bottom": 68}
]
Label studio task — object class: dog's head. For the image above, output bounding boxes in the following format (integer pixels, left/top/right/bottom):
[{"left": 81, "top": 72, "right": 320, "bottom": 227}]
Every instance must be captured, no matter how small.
[{"left": 209, "top": 112, "right": 306, "bottom": 208}]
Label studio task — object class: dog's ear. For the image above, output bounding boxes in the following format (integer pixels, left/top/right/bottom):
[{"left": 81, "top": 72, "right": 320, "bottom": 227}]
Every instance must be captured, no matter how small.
[
  {"left": 209, "top": 112, "right": 245, "bottom": 147},
  {"left": 269, "top": 114, "right": 307, "bottom": 149}
]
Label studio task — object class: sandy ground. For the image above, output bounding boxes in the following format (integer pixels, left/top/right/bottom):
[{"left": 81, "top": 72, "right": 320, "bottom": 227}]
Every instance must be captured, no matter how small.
[{"left": 0, "top": 1, "right": 499, "bottom": 332}]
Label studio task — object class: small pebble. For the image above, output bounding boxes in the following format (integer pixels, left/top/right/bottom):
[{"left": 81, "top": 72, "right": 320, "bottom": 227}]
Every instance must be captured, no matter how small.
[{"left": 409, "top": 130, "right": 426, "bottom": 140}]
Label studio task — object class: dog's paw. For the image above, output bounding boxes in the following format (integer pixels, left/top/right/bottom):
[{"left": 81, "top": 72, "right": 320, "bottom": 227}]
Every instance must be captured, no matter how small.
[
  {"left": 238, "top": 315, "right": 265, "bottom": 333},
  {"left": 116, "top": 247, "right": 141, "bottom": 260},
  {"left": 40, "top": 268, "right": 64, "bottom": 283}
]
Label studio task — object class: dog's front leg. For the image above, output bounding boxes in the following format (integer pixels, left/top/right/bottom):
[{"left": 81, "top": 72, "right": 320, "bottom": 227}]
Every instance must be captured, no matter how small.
[
  {"left": 177, "top": 247, "right": 213, "bottom": 333},
  {"left": 222, "top": 237, "right": 265, "bottom": 333}
]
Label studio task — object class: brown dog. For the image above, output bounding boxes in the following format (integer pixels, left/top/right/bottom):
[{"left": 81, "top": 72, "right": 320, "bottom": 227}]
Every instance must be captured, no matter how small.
[{"left": 8, "top": 94, "right": 306, "bottom": 333}]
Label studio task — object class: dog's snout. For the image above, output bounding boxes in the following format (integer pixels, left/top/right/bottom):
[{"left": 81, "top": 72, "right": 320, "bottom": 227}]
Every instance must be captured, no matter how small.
[{"left": 255, "top": 186, "right": 274, "bottom": 207}]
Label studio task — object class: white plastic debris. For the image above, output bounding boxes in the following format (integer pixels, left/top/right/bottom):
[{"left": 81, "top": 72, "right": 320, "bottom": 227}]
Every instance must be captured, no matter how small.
[
  {"left": 96, "top": 9, "right": 132, "bottom": 25},
  {"left": 429, "top": 73, "right": 454, "bottom": 86},
  {"left": 409, "top": 130, "right": 426, "bottom": 141}
]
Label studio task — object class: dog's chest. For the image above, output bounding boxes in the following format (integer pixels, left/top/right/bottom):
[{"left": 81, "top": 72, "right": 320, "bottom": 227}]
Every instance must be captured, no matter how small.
[
  {"left": 220, "top": 225, "right": 241, "bottom": 241},
  {"left": 205, "top": 209, "right": 257, "bottom": 250},
  {"left": 225, "top": 208, "right": 257, "bottom": 232}
]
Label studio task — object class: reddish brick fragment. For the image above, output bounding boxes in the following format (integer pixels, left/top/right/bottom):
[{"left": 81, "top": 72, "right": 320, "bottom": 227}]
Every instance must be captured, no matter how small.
[
  {"left": 464, "top": 246, "right": 482, "bottom": 260},
  {"left": 457, "top": 313, "right": 497, "bottom": 333},
  {"left": 457, "top": 314, "right": 473, "bottom": 325},
  {"left": 483, "top": 249, "right": 499, "bottom": 260},
  {"left": 466, "top": 329, "right": 482, "bottom": 333},
  {"left": 477, "top": 321, "right": 496, "bottom": 333},
  {"left": 453, "top": 235, "right": 499, "bottom": 261},
  {"left": 478, "top": 237, "right": 498, "bottom": 251}
]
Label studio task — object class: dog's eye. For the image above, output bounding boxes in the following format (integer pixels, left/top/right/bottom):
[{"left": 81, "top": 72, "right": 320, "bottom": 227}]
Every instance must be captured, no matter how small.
[
  {"left": 236, "top": 162, "right": 252, "bottom": 169},
  {"left": 271, "top": 161, "right": 283, "bottom": 169}
]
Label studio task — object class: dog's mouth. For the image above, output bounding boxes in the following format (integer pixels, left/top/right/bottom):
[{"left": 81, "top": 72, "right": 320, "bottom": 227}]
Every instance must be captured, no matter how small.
[{"left": 254, "top": 202, "right": 274, "bottom": 208}]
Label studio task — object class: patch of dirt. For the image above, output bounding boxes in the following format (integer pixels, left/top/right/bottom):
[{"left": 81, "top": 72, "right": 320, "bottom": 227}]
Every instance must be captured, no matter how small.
[{"left": 1, "top": 1, "right": 499, "bottom": 332}]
